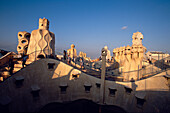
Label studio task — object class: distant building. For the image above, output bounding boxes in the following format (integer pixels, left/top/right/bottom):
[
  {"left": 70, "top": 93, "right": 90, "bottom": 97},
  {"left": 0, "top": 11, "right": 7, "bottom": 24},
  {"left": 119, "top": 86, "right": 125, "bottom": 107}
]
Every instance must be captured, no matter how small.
[
  {"left": 146, "top": 51, "right": 169, "bottom": 61},
  {"left": 164, "top": 56, "right": 170, "bottom": 64}
]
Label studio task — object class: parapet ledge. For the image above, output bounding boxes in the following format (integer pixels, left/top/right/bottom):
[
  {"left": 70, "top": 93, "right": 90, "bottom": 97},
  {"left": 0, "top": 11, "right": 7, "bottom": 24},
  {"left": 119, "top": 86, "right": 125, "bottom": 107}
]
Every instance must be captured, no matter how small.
[
  {"left": 59, "top": 82, "right": 68, "bottom": 87},
  {"left": 108, "top": 86, "right": 116, "bottom": 90},
  {"left": 15, "top": 76, "right": 24, "bottom": 81},
  {"left": 31, "top": 85, "right": 40, "bottom": 91},
  {"left": 124, "top": 85, "right": 132, "bottom": 89},
  {"left": 69, "top": 71, "right": 81, "bottom": 80},
  {"left": 135, "top": 91, "right": 146, "bottom": 99},
  {"left": 84, "top": 82, "right": 92, "bottom": 87}
]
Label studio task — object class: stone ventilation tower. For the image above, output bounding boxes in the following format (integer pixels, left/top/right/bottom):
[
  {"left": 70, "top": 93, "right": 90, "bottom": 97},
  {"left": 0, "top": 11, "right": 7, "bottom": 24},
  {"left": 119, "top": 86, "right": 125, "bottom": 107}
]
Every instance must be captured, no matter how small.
[
  {"left": 17, "top": 31, "right": 30, "bottom": 55},
  {"left": 79, "top": 51, "right": 86, "bottom": 58},
  {"left": 104, "top": 46, "right": 111, "bottom": 61},
  {"left": 112, "top": 31, "right": 147, "bottom": 81},
  {"left": 27, "top": 18, "right": 55, "bottom": 61},
  {"left": 67, "top": 44, "right": 77, "bottom": 59},
  {"left": 132, "top": 31, "right": 143, "bottom": 46}
]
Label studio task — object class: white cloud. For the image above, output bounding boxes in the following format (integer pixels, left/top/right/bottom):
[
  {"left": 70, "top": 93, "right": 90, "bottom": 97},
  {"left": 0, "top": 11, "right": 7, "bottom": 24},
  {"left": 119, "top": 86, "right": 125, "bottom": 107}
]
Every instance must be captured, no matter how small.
[{"left": 121, "top": 26, "right": 128, "bottom": 30}]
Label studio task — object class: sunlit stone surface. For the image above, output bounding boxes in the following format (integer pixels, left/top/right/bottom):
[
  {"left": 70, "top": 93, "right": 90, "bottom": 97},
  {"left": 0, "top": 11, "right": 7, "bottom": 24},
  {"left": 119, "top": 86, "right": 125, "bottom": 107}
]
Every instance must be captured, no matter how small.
[
  {"left": 27, "top": 18, "right": 55, "bottom": 60},
  {"left": 112, "top": 32, "right": 147, "bottom": 81},
  {"left": 67, "top": 44, "right": 77, "bottom": 59},
  {"left": 104, "top": 46, "right": 111, "bottom": 61},
  {"left": 17, "top": 31, "right": 30, "bottom": 55}
]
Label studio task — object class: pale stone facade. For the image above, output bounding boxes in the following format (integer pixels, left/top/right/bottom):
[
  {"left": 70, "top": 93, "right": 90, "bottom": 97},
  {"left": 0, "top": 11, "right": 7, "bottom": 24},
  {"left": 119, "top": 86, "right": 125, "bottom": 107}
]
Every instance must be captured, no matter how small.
[
  {"left": 17, "top": 31, "right": 30, "bottom": 55},
  {"left": 146, "top": 51, "right": 169, "bottom": 61},
  {"left": 67, "top": 44, "right": 77, "bottom": 59},
  {"left": 27, "top": 18, "right": 55, "bottom": 60}
]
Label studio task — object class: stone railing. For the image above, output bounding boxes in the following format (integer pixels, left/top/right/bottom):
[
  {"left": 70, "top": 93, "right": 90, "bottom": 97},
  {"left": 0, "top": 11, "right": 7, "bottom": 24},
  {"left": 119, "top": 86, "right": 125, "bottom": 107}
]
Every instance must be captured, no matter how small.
[
  {"left": 0, "top": 52, "right": 12, "bottom": 67},
  {"left": 105, "top": 62, "right": 168, "bottom": 82}
]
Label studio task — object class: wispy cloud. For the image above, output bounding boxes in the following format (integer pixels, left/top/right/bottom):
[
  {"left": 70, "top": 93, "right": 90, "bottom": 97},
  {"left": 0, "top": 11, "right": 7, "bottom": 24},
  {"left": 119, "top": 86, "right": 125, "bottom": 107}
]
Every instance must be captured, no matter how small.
[{"left": 121, "top": 26, "right": 128, "bottom": 30}]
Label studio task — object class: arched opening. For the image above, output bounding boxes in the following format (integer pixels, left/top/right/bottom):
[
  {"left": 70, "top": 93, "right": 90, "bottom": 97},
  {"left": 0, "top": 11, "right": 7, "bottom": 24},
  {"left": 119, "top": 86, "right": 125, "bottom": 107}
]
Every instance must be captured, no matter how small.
[
  {"left": 38, "top": 99, "right": 127, "bottom": 113},
  {"left": 21, "top": 40, "right": 27, "bottom": 44},
  {"left": 19, "top": 34, "right": 22, "bottom": 37},
  {"left": 25, "top": 34, "right": 30, "bottom": 39},
  {"left": 18, "top": 46, "right": 21, "bottom": 49},
  {"left": 37, "top": 55, "right": 45, "bottom": 59}
]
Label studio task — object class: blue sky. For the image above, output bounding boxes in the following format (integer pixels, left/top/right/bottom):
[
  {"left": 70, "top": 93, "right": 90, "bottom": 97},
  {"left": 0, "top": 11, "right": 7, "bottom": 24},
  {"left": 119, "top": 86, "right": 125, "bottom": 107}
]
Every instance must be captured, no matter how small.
[{"left": 0, "top": 0, "right": 170, "bottom": 59}]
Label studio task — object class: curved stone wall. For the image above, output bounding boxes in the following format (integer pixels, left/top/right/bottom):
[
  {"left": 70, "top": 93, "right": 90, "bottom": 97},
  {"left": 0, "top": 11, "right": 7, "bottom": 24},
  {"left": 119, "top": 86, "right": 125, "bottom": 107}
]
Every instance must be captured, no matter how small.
[{"left": 0, "top": 59, "right": 169, "bottom": 113}]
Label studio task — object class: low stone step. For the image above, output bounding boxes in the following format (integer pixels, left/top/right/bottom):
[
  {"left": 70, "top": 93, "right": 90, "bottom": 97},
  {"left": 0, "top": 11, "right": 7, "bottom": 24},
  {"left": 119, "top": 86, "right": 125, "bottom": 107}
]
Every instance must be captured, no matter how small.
[
  {"left": 1, "top": 71, "right": 10, "bottom": 76},
  {"left": 14, "top": 67, "right": 22, "bottom": 72},
  {"left": 0, "top": 77, "right": 3, "bottom": 82},
  {"left": 14, "top": 63, "right": 22, "bottom": 68},
  {"left": 4, "top": 67, "right": 9, "bottom": 71},
  {"left": 0, "top": 71, "right": 11, "bottom": 79},
  {"left": 26, "top": 61, "right": 32, "bottom": 65},
  {"left": 13, "top": 70, "right": 17, "bottom": 73},
  {"left": 17, "top": 61, "right": 22, "bottom": 64}
]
